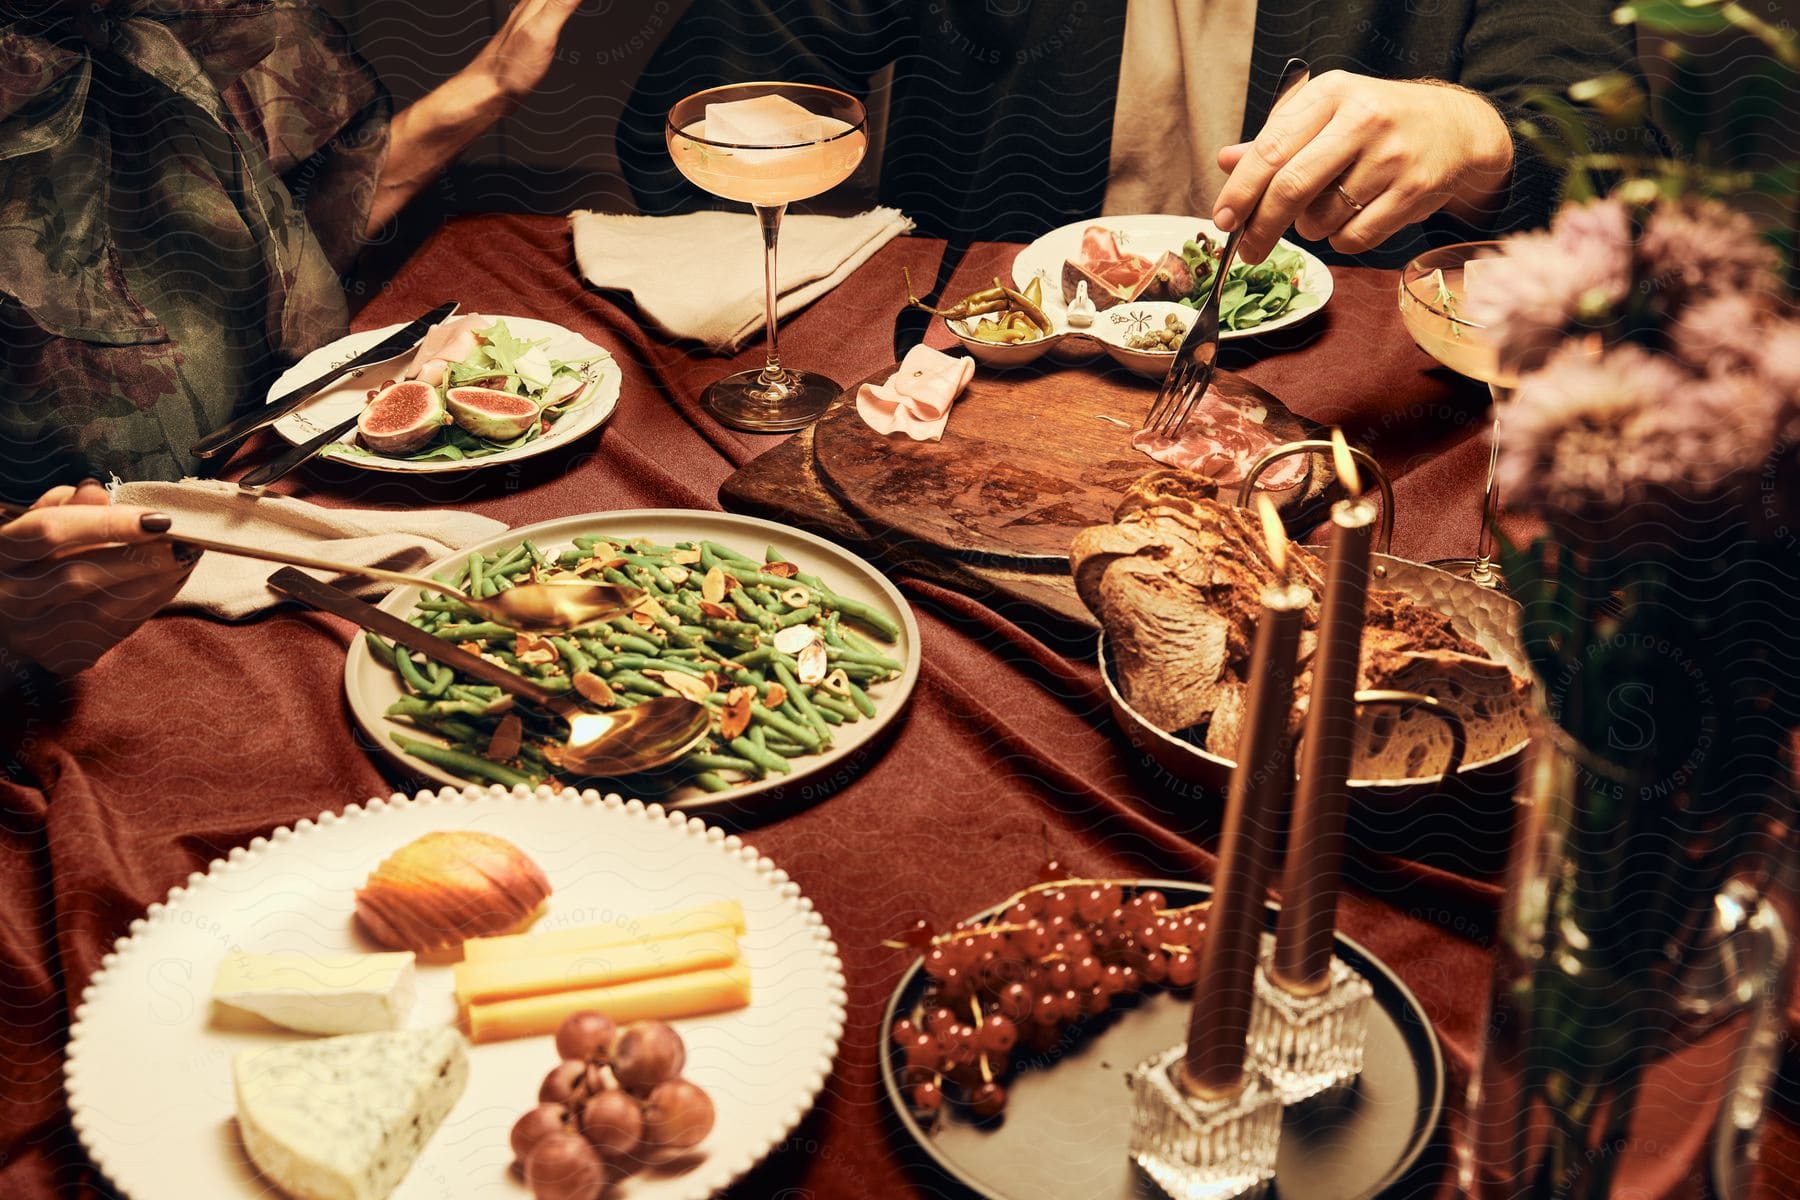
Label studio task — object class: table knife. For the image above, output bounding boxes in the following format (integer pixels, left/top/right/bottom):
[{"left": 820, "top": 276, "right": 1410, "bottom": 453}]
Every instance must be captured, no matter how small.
[
  {"left": 190, "top": 300, "right": 460, "bottom": 460},
  {"left": 239, "top": 412, "right": 359, "bottom": 488}
]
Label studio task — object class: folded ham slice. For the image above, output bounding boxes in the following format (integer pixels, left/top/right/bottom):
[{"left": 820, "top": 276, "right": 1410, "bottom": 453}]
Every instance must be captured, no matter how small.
[
  {"left": 404, "top": 313, "right": 492, "bottom": 388},
  {"left": 1131, "top": 393, "right": 1309, "bottom": 490},
  {"left": 1061, "top": 225, "right": 1209, "bottom": 311}
]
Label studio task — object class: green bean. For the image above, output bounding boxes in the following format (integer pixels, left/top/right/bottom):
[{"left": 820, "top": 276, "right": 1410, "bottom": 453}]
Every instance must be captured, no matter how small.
[
  {"left": 730, "top": 586, "right": 775, "bottom": 631},
  {"left": 551, "top": 637, "right": 593, "bottom": 676},
  {"left": 394, "top": 649, "right": 444, "bottom": 698},
  {"left": 394, "top": 734, "right": 536, "bottom": 787},
  {"left": 523, "top": 540, "right": 547, "bottom": 568},
  {"left": 811, "top": 692, "right": 859, "bottom": 720},
  {"left": 602, "top": 631, "right": 661, "bottom": 656},
  {"left": 559, "top": 549, "right": 586, "bottom": 568},
  {"left": 729, "top": 735, "right": 790, "bottom": 776},
  {"left": 414, "top": 597, "right": 476, "bottom": 615},
  {"left": 573, "top": 534, "right": 606, "bottom": 551},
  {"left": 765, "top": 544, "right": 784, "bottom": 564},
  {"left": 439, "top": 621, "right": 516, "bottom": 640},
  {"left": 750, "top": 701, "right": 821, "bottom": 750},
  {"left": 828, "top": 645, "right": 905, "bottom": 673},
  {"left": 704, "top": 540, "right": 762, "bottom": 569},
  {"left": 364, "top": 633, "right": 398, "bottom": 670},
  {"left": 776, "top": 604, "right": 819, "bottom": 629},
  {"left": 609, "top": 670, "right": 667, "bottom": 697},
  {"left": 684, "top": 753, "right": 759, "bottom": 774},
  {"left": 847, "top": 678, "right": 878, "bottom": 718},
  {"left": 771, "top": 661, "right": 831, "bottom": 746},
  {"left": 762, "top": 737, "right": 811, "bottom": 756},
  {"left": 703, "top": 618, "right": 764, "bottom": 641},
  {"left": 692, "top": 772, "right": 732, "bottom": 793},
  {"left": 466, "top": 552, "right": 485, "bottom": 596}
]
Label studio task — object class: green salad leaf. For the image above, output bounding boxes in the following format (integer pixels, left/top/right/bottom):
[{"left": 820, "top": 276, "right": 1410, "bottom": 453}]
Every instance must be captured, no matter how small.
[{"left": 1177, "top": 240, "right": 1316, "bottom": 331}]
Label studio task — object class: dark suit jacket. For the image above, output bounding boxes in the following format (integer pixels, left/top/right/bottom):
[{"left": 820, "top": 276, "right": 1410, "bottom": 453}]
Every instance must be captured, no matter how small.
[{"left": 618, "top": 0, "right": 1652, "bottom": 264}]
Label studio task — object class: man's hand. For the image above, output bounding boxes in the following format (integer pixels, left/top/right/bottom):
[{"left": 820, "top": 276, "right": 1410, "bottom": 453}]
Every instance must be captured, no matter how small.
[
  {"left": 0, "top": 481, "right": 195, "bottom": 676},
  {"left": 1213, "top": 71, "right": 1515, "bottom": 264}
]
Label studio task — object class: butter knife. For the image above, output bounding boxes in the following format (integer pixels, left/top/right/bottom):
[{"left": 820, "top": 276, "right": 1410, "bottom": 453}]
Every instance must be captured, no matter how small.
[
  {"left": 239, "top": 412, "right": 360, "bottom": 488},
  {"left": 191, "top": 300, "right": 460, "bottom": 460}
]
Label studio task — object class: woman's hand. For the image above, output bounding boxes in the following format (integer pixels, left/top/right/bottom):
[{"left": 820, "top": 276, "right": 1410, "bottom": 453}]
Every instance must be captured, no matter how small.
[
  {"left": 1213, "top": 71, "right": 1515, "bottom": 264},
  {"left": 0, "top": 481, "right": 194, "bottom": 676}
]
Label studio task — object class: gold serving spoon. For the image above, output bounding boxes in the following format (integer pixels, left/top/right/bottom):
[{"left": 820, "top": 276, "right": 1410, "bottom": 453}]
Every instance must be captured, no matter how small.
[
  {"left": 0, "top": 502, "right": 642, "bottom": 634},
  {"left": 268, "top": 568, "right": 712, "bottom": 776}
]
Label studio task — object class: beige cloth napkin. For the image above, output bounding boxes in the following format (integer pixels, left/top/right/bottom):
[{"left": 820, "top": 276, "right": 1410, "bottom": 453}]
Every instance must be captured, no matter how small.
[
  {"left": 113, "top": 479, "right": 506, "bottom": 620},
  {"left": 855, "top": 344, "right": 976, "bottom": 442},
  {"left": 1102, "top": 0, "right": 1259, "bottom": 216},
  {"left": 570, "top": 207, "right": 913, "bottom": 353}
]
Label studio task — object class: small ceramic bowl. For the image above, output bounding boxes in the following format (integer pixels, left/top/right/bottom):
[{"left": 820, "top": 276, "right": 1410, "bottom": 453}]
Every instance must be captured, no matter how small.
[
  {"left": 946, "top": 316, "right": 1058, "bottom": 368},
  {"left": 1089, "top": 301, "right": 1195, "bottom": 378}
]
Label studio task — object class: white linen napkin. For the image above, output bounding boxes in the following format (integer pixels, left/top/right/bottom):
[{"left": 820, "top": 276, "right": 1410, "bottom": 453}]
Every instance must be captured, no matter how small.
[
  {"left": 113, "top": 479, "right": 506, "bottom": 620},
  {"left": 570, "top": 207, "right": 913, "bottom": 353}
]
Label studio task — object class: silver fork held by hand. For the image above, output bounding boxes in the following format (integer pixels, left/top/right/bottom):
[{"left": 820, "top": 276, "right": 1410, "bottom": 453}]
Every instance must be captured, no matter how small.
[{"left": 1144, "top": 57, "right": 1311, "bottom": 439}]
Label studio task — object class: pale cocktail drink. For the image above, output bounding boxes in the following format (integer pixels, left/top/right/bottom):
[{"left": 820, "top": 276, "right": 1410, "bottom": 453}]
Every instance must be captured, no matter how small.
[{"left": 665, "top": 85, "right": 869, "bottom": 433}]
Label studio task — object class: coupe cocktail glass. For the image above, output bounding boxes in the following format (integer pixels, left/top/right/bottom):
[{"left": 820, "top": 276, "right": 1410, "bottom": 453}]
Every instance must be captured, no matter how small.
[
  {"left": 1398, "top": 242, "right": 1519, "bottom": 590},
  {"left": 666, "top": 83, "right": 869, "bottom": 432}
]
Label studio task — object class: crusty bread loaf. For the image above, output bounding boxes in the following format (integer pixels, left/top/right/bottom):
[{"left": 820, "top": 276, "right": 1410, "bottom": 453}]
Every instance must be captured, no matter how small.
[{"left": 1074, "top": 475, "right": 1529, "bottom": 781}]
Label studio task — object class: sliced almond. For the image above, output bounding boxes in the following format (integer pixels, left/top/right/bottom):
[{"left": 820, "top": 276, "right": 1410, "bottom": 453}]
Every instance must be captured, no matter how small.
[
  {"left": 763, "top": 561, "right": 800, "bottom": 579},
  {"left": 773, "top": 625, "right": 819, "bottom": 656},
  {"left": 630, "top": 611, "right": 657, "bottom": 629},
  {"left": 701, "top": 565, "right": 727, "bottom": 604},
  {"left": 650, "top": 670, "right": 713, "bottom": 704},
  {"left": 780, "top": 586, "right": 812, "bottom": 609},
  {"left": 797, "top": 639, "right": 829, "bottom": 686},
  {"left": 720, "top": 573, "right": 740, "bottom": 593},
  {"left": 719, "top": 686, "right": 754, "bottom": 739},
  {"left": 663, "top": 564, "right": 691, "bottom": 585},
  {"left": 698, "top": 599, "right": 734, "bottom": 620},
  {"left": 670, "top": 547, "right": 703, "bottom": 565},
  {"left": 702, "top": 670, "right": 723, "bottom": 693},
  {"left": 601, "top": 557, "right": 628, "bottom": 571},
  {"left": 514, "top": 633, "right": 559, "bottom": 666},
  {"left": 486, "top": 714, "right": 523, "bottom": 762},
  {"left": 763, "top": 682, "right": 789, "bottom": 709},
  {"left": 821, "top": 667, "right": 852, "bottom": 696},
  {"left": 572, "top": 671, "right": 616, "bottom": 706},
  {"left": 457, "top": 641, "right": 485, "bottom": 655},
  {"left": 484, "top": 696, "right": 516, "bottom": 716}
]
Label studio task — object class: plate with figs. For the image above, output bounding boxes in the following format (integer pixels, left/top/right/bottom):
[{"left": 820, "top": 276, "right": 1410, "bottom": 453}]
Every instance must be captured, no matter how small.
[
  {"left": 66, "top": 785, "right": 845, "bottom": 1200},
  {"left": 877, "top": 877, "right": 1443, "bottom": 1200}
]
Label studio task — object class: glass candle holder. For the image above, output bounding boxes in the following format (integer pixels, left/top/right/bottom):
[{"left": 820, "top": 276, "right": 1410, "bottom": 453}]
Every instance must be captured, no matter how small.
[
  {"left": 1247, "top": 956, "right": 1373, "bottom": 1105},
  {"left": 1127, "top": 1045, "right": 1282, "bottom": 1200}
]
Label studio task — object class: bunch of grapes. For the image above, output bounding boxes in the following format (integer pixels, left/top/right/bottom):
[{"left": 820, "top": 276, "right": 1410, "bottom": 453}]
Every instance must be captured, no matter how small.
[
  {"left": 890, "top": 871, "right": 1207, "bottom": 1121},
  {"left": 510, "top": 1012, "right": 716, "bottom": 1200}
]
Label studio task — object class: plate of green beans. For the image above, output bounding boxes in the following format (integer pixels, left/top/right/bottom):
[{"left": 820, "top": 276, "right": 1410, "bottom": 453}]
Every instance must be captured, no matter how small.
[{"left": 343, "top": 510, "right": 921, "bottom": 809}]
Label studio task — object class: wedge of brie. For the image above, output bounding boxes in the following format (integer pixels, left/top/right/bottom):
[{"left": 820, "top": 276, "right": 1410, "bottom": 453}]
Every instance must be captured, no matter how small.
[
  {"left": 213, "top": 951, "right": 415, "bottom": 1035},
  {"left": 234, "top": 1028, "right": 468, "bottom": 1200}
]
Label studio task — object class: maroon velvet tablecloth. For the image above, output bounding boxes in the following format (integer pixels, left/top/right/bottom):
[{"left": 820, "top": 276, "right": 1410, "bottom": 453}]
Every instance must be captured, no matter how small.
[{"left": 2, "top": 214, "right": 1793, "bottom": 1199}]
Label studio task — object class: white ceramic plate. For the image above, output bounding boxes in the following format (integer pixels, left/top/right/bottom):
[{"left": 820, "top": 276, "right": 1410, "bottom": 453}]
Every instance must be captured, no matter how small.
[
  {"left": 66, "top": 785, "right": 847, "bottom": 1200},
  {"left": 268, "top": 316, "right": 621, "bottom": 474},
  {"left": 344, "top": 509, "right": 921, "bottom": 809},
  {"left": 1011, "top": 214, "right": 1334, "bottom": 341}
]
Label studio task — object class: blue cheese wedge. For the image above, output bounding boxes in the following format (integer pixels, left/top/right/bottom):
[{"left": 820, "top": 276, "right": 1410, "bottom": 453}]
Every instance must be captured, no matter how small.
[
  {"left": 234, "top": 1028, "right": 468, "bottom": 1200},
  {"left": 213, "top": 951, "right": 416, "bottom": 1035}
]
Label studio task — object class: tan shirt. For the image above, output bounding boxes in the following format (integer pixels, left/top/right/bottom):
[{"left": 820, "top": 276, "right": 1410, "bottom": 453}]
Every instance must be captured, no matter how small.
[{"left": 1103, "top": 0, "right": 1260, "bottom": 215}]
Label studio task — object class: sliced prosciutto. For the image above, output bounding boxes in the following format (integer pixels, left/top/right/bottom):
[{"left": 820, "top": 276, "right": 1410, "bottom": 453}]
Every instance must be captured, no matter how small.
[
  {"left": 1131, "top": 392, "right": 1309, "bottom": 490},
  {"left": 1062, "top": 225, "right": 1210, "bottom": 311}
]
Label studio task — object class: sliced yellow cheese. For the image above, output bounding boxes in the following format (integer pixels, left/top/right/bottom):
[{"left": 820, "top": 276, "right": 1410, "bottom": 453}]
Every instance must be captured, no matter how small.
[
  {"left": 461, "top": 900, "right": 746, "bottom": 964},
  {"left": 453, "top": 927, "right": 740, "bottom": 1006},
  {"left": 467, "top": 959, "right": 752, "bottom": 1044}
]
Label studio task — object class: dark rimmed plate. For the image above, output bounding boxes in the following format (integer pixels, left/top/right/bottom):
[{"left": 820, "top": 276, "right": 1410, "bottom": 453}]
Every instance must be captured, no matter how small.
[{"left": 878, "top": 880, "right": 1445, "bottom": 1200}]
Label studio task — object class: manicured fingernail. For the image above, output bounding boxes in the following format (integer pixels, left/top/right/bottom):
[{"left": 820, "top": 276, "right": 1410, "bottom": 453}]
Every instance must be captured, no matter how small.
[
  {"left": 139, "top": 512, "right": 172, "bottom": 533},
  {"left": 1214, "top": 207, "right": 1237, "bottom": 231}
]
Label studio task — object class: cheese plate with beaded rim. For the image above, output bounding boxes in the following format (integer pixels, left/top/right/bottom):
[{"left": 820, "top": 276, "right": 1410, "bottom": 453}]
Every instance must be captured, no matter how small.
[{"left": 65, "top": 785, "right": 847, "bottom": 1200}]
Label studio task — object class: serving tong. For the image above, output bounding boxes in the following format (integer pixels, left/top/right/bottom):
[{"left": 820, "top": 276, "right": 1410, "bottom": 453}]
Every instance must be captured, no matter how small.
[
  {"left": 0, "top": 501, "right": 643, "bottom": 634},
  {"left": 1144, "top": 57, "right": 1312, "bottom": 440},
  {"left": 268, "top": 568, "right": 711, "bottom": 777}
]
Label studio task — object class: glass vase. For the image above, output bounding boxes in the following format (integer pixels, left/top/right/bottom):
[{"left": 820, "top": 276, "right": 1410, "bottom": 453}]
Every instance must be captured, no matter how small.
[{"left": 1457, "top": 721, "right": 1794, "bottom": 1200}]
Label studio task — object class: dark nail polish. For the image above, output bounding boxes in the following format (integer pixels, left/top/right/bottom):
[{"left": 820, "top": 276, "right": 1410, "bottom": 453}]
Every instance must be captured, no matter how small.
[{"left": 139, "top": 512, "right": 172, "bottom": 533}]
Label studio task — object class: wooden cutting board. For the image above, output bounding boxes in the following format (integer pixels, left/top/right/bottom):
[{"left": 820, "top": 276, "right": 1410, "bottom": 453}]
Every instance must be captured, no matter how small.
[{"left": 811, "top": 357, "right": 1324, "bottom": 566}]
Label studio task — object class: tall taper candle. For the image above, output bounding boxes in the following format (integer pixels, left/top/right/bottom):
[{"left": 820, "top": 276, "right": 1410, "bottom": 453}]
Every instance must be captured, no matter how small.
[
  {"left": 1272, "top": 430, "right": 1377, "bottom": 995},
  {"left": 1183, "top": 494, "right": 1311, "bottom": 1097}
]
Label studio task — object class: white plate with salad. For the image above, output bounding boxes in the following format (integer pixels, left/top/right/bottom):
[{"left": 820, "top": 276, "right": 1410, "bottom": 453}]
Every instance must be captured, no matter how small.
[
  {"left": 1011, "top": 213, "right": 1333, "bottom": 341},
  {"left": 268, "top": 315, "right": 620, "bottom": 473}
]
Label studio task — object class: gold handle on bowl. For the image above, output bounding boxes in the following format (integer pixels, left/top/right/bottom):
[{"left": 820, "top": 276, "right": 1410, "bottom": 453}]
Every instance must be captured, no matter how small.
[{"left": 1234, "top": 439, "right": 1395, "bottom": 555}]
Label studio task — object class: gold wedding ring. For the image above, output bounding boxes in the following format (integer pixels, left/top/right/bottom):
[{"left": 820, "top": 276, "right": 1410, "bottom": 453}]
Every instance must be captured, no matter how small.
[{"left": 1334, "top": 183, "right": 1367, "bottom": 212}]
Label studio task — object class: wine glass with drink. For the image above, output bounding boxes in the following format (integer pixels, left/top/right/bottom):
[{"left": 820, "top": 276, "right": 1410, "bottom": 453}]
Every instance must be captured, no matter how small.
[
  {"left": 1398, "top": 241, "right": 1519, "bottom": 589},
  {"left": 666, "top": 83, "right": 869, "bottom": 432}
]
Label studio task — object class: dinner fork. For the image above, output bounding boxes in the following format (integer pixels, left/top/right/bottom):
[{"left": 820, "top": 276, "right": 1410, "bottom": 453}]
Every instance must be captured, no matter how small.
[{"left": 1143, "top": 57, "right": 1311, "bottom": 439}]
